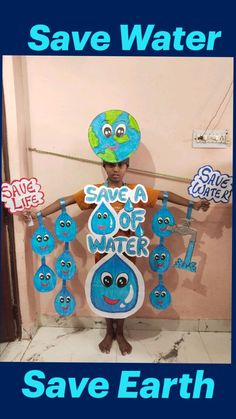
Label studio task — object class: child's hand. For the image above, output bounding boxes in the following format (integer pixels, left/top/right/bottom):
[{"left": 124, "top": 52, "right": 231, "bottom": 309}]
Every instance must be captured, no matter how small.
[
  {"left": 193, "top": 200, "right": 210, "bottom": 212},
  {"left": 22, "top": 211, "right": 37, "bottom": 225}
]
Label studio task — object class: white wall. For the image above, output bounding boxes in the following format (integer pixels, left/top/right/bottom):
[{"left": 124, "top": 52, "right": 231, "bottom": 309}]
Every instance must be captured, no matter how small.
[{"left": 3, "top": 56, "right": 233, "bottom": 334}]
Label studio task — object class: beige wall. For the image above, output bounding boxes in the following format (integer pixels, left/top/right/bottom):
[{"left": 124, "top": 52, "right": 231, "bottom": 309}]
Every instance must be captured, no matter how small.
[{"left": 3, "top": 56, "right": 232, "bottom": 334}]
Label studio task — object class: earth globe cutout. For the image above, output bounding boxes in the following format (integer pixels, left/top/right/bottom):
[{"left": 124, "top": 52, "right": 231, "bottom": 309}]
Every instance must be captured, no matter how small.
[{"left": 88, "top": 109, "right": 141, "bottom": 162}]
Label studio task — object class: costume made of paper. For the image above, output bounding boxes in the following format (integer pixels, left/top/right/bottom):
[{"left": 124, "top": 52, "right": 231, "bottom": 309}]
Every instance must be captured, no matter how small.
[
  {"left": 74, "top": 184, "right": 160, "bottom": 263},
  {"left": 75, "top": 179, "right": 160, "bottom": 318},
  {"left": 30, "top": 109, "right": 199, "bottom": 317},
  {"left": 73, "top": 184, "right": 159, "bottom": 211}
]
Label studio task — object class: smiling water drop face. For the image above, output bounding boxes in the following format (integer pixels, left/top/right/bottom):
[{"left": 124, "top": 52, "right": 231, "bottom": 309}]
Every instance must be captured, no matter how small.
[
  {"left": 55, "top": 212, "right": 77, "bottom": 242},
  {"left": 54, "top": 286, "right": 76, "bottom": 316},
  {"left": 152, "top": 207, "right": 175, "bottom": 237},
  {"left": 55, "top": 250, "right": 77, "bottom": 280},
  {"left": 85, "top": 253, "right": 145, "bottom": 318},
  {"left": 31, "top": 225, "right": 55, "bottom": 255},
  {"left": 90, "top": 254, "right": 138, "bottom": 314},
  {"left": 149, "top": 283, "right": 171, "bottom": 310},
  {"left": 33, "top": 263, "right": 57, "bottom": 292},
  {"left": 89, "top": 201, "right": 118, "bottom": 236},
  {"left": 149, "top": 244, "right": 171, "bottom": 273}
]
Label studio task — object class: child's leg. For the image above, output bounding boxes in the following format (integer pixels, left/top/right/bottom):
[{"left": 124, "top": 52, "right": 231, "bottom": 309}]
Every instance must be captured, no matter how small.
[
  {"left": 98, "top": 318, "right": 115, "bottom": 354},
  {"left": 97, "top": 254, "right": 134, "bottom": 355},
  {"left": 115, "top": 319, "right": 132, "bottom": 355},
  {"left": 113, "top": 254, "right": 135, "bottom": 355}
]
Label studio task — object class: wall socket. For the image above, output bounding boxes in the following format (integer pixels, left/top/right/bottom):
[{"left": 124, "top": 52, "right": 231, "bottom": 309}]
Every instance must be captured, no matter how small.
[{"left": 192, "top": 129, "right": 229, "bottom": 148}]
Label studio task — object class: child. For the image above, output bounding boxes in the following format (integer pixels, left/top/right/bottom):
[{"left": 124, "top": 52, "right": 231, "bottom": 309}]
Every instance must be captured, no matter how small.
[{"left": 24, "top": 158, "right": 210, "bottom": 355}]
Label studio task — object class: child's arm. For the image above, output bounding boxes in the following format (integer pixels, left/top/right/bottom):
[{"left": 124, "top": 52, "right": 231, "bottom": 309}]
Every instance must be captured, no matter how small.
[
  {"left": 158, "top": 191, "right": 210, "bottom": 212},
  {"left": 23, "top": 194, "right": 76, "bottom": 222}
]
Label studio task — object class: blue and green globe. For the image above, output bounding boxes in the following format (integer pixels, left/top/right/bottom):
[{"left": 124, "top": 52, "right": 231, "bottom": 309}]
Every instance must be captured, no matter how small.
[{"left": 88, "top": 109, "right": 141, "bottom": 162}]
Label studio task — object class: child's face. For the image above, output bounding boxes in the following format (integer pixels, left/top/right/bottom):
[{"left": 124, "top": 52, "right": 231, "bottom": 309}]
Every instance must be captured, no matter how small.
[{"left": 104, "top": 162, "right": 128, "bottom": 184}]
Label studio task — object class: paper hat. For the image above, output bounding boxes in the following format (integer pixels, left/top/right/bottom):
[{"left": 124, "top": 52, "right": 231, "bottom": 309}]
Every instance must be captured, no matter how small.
[{"left": 88, "top": 109, "right": 141, "bottom": 163}]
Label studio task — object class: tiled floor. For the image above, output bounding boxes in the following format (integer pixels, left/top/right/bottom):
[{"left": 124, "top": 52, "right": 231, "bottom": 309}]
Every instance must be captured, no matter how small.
[{"left": 0, "top": 327, "right": 231, "bottom": 363}]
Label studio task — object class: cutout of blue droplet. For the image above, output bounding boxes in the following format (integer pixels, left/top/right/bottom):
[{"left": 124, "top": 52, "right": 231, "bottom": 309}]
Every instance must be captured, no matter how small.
[
  {"left": 31, "top": 225, "right": 55, "bottom": 255},
  {"left": 90, "top": 202, "right": 117, "bottom": 235},
  {"left": 90, "top": 254, "right": 139, "bottom": 314},
  {"left": 149, "top": 244, "right": 171, "bottom": 273},
  {"left": 152, "top": 207, "right": 175, "bottom": 237},
  {"left": 124, "top": 198, "right": 134, "bottom": 212},
  {"left": 33, "top": 263, "right": 57, "bottom": 292},
  {"left": 135, "top": 223, "right": 144, "bottom": 237},
  {"left": 54, "top": 286, "right": 76, "bottom": 316},
  {"left": 55, "top": 250, "right": 77, "bottom": 280},
  {"left": 149, "top": 283, "right": 171, "bottom": 310},
  {"left": 55, "top": 212, "right": 77, "bottom": 242}
]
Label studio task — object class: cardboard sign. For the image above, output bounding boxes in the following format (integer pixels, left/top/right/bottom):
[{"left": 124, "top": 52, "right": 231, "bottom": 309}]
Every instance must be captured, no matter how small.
[
  {"left": 85, "top": 184, "right": 147, "bottom": 317},
  {"left": 188, "top": 165, "right": 232, "bottom": 203},
  {"left": 85, "top": 184, "right": 150, "bottom": 257},
  {"left": 1, "top": 177, "right": 45, "bottom": 213},
  {"left": 84, "top": 184, "right": 148, "bottom": 204}
]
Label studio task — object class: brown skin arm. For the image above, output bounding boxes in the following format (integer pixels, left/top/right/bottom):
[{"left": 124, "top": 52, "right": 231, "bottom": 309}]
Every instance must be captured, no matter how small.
[
  {"left": 22, "top": 188, "right": 210, "bottom": 223},
  {"left": 159, "top": 191, "right": 210, "bottom": 212},
  {"left": 22, "top": 194, "right": 76, "bottom": 222}
]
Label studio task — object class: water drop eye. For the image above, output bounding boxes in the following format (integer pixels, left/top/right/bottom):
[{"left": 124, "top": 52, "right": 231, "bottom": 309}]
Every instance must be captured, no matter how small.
[
  {"left": 66, "top": 262, "right": 72, "bottom": 268},
  {"left": 59, "top": 296, "right": 65, "bottom": 303},
  {"left": 102, "top": 124, "right": 112, "bottom": 138},
  {"left": 60, "top": 220, "right": 65, "bottom": 227},
  {"left": 101, "top": 272, "right": 113, "bottom": 287},
  {"left": 46, "top": 273, "right": 51, "bottom": 280},
  {"left": 116, "top": 273, "right": 128, "bottom": 288},
  {"left": 158, "top": 217, "right": 163, "bottom": 224},
  {"left": 103, "top": 212, "right": 108, "bottom": 219},
  {"left": 154, "top": 291, "right": 160, "bottom": 297},
  {"left": 66, "top": 220, "right": 71, "bottom": 227},
  {"left": 61, "top": 260, "right": 66, "bottom": 267},
  {"left": 97, "top": 213, "right": 102, "bottom": 219},
  {"left": 164, "top": 217, "right": 170, "bottom": 224},
  {"left": 161, "top": 291, "right": 166, "bottom": 298},
  {"left": 115, "top": 123, "right": 126, "bottom": 137},
  {"left": 161, "top": 253, "right": 166, "bottom": 260},
  {"left": 154, "top": 254, "right": 160, "bottom": 260},
  {"left": 39, "top": 273, "right": 44, "bottom": 279},
  {"left": 66, "top": 297, "right": 71, "bottom": 303},
  {"left": 44, "top": 234, "right": 49, "bottom": 241},
  {"left": 36, "top": 235, "right": 42, "bottom": 242}
]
